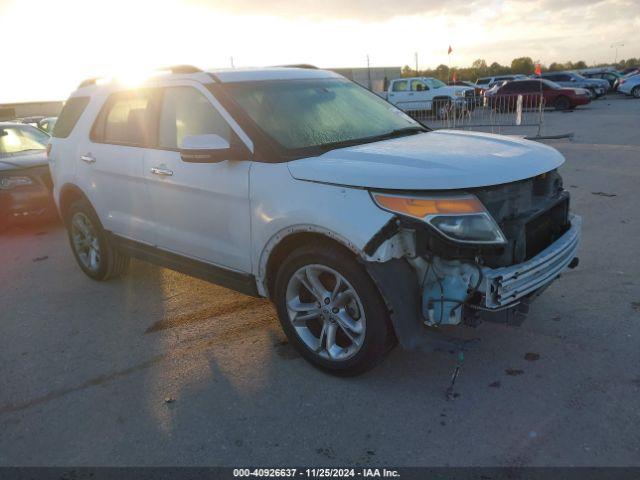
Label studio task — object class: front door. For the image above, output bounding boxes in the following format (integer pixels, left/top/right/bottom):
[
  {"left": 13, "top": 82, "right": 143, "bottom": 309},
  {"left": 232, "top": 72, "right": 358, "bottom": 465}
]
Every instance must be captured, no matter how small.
[{"left": 143, "top": 83, "right": 253, "bottom": 273}]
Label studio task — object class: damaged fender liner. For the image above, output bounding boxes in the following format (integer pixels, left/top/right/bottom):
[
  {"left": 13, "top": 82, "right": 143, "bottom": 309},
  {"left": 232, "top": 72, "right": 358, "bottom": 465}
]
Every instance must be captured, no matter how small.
[
  {"left": 363, "top": 258, "right": 476, "bottom": 352},
  {"left": 363, "top": 216, "right": 400, "bottom": 256}
]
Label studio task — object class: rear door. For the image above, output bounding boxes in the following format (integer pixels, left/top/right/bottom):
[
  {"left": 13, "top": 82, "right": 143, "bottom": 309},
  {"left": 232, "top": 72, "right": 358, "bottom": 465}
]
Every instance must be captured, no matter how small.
[
  {"left": 142, "top": 82, "right": 253, "bottom": 272},
  {"left": 77, "top": 89, "right": 158, "bottom": 243}
]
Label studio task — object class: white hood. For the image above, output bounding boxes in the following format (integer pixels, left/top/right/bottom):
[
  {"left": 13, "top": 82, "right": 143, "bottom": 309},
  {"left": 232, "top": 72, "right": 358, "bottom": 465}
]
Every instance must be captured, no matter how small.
[
  {"left": 441, "top": 85, "right": 473, "bottom": 96},
  {"left": 287, "top": 130, "right": 564, "bottom": 190}
]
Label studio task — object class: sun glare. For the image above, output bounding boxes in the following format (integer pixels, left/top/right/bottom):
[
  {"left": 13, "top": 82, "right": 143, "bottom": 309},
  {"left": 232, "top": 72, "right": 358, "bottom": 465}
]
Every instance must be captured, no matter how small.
[{"left": 0, "top": 0, "right": 638, "bottom": 103}]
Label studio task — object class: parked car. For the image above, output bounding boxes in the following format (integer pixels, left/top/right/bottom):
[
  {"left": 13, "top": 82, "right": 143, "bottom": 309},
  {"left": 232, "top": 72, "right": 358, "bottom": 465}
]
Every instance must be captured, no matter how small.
[
  {"left": 38, "top": 117, "right": 58, "bottom": 134},
  {"left": 579, "top": 70, "right": 623, "bottom": 90},
  {"left": 0, "top": 122, "right": 55, "bottom": 230},
  {"left": 537, "top": 72, "right": 607, "bottom": 98},
  {"left": 447, "top": 80, "right": 485, "bottom": 105},
  {"left": 620, "top": 66, "right": 640, "bottom": 75},
  {"left": 476, "top": 75, "right": 527, "bottom": 88},
  {"left": 484, "top": 79, "right": 591, "bottom": 111},
  {"left": 448, "top": 80, "right": 484, "bottom": 93},
  {"left": 15, "top": 116, "right": 46, "bottom": 128},
  {"left": 49, "top": 66, "right": 581, "bottom": 375},
  {"left": 620, "top": 68, "right": 640, "bottom": 79},
  {"left": 617, "top": 73, "right": 640, "bottom": 98},
  {"left": 386, "top": 77, "right": 475, "bottom": 118}
]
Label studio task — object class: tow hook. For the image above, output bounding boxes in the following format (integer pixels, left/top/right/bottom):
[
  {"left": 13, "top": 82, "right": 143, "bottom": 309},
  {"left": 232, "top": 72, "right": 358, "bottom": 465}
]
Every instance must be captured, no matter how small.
[{"left": 568, "top": 257, "right": 579, "bottom": 269}]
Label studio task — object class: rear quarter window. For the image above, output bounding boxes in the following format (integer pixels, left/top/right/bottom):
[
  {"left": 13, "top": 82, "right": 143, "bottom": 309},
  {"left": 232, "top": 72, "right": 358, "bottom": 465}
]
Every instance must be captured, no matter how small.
[{"left": 52, "top": 97, "right": 90, "bottom": 138}]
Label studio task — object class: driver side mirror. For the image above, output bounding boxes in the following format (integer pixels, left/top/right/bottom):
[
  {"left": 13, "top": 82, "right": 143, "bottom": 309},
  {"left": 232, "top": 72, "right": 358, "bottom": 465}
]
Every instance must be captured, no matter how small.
[{"left": 180, "top": 134, "right": 247, "bottom": 163}]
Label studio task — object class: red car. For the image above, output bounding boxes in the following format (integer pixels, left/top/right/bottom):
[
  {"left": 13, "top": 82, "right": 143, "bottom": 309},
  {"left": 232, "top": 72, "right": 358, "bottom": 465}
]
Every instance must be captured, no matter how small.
[{"left": 485, "top": 79, "right": 591, "bottom": 111}]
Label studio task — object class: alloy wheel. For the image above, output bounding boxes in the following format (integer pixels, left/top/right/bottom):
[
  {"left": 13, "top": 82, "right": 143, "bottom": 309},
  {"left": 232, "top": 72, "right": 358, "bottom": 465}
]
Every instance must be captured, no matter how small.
[
  {"left": 71, "top": 212, "right": 101, "bottom": 272},
  {"left": 285, "top": 264, "right": 366, "bottom": 361}
]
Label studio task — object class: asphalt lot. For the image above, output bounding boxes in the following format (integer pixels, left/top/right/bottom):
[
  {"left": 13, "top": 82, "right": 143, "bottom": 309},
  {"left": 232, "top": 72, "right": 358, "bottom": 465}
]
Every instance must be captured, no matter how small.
[{"left": 1, "top": 95, "right": 639, "bottom": 467}]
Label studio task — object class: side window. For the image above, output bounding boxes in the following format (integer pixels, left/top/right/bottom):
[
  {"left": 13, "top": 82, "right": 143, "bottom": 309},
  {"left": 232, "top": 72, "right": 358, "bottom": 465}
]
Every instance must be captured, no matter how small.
[
  {"left": 410, "top": 80, "right": 427, "bottom": 91},
  {"left": 52, "top": 97, "right": 90, "bottom": 138},
  {"left": 476, "top": 78, "right": 490, "bottom": 85},
  {"left": 92, "top": 90, "right": 157, "bottom": 146},
  {"left": 159, "top": 86, "right": 230, "bottom": 149},
  {"left": 392, "top": 80, "right": 408, "bottom": 92}
]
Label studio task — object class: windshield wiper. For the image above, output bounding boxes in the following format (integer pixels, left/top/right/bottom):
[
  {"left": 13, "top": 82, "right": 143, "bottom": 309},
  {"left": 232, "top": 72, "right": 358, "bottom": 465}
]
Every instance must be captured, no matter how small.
[
  {"left": 384, "top": 126, "right": 429, "bottom": 138},
  {"left": 310, "top": 126, "right": 429, "bottom": 155}
]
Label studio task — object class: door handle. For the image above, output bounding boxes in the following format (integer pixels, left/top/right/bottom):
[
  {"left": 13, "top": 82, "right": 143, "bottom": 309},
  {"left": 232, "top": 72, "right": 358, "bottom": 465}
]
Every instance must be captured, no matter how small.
[
  {"left": 150, "top": 166, "right": 174, "bottom": 176},
  {"left": 80, "top": 154, "right": 96, "bottom": 164}
]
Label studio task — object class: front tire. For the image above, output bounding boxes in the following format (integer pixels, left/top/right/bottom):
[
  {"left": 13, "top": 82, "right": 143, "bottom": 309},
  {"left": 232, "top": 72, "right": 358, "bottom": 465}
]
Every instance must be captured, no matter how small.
[
  {"left": 632, "top": 86, "right": 640, "bottom": 99},
  {"left": 273, "top": 243, "right": 394, "bottom": 376},
  {"left": 66, "top": 199, "right": 130, "bottom": 281}
]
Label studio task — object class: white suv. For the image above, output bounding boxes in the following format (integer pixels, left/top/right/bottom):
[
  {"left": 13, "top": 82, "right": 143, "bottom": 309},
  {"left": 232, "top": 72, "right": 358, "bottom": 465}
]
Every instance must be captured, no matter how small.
[{"left": 49, "top": 66, "right": 581, "bottom": 375}]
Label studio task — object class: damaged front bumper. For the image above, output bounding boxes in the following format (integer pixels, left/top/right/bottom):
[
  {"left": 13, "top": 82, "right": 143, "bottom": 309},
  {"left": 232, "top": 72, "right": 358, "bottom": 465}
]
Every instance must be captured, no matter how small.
[
  {"left": 482, "top": 214, "right": 581, "bottom": 309},
  {"left": 364, "top": 214, "right": 582, "bottom": 352}
]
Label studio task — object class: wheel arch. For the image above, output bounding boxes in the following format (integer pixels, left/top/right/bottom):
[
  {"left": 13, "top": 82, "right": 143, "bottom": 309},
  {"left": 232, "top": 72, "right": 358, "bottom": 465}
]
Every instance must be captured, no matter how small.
[
  {"left": 58, "top": 183, "right": 93, "bottom": 224},
  {"left": 258, "top": 226, "right": 363, "bottom": 298}
]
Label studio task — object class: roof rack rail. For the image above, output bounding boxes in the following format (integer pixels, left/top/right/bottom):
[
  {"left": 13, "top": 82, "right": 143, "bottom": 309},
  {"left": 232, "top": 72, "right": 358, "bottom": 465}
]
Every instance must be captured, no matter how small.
[
  {"left": 276, "top": 64, "right": 318, "bottom": 69},
  {"left": 161, "top": 65, "right": 203, "bottom": 74},
  {"left": 77, "top": 65, "right": 203, "bottom": 89},
  {"left": 78, "top": 77, "right": 100, "bottom": 88}
]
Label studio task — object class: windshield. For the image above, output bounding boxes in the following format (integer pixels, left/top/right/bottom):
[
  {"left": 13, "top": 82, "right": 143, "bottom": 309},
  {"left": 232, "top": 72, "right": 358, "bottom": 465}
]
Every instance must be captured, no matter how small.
[
  {"left": 225, "top": 78, "right": 422, "bottom": 153},
  {"left": 0, "top": 125, "right": 49, "bottom": 156},
  {"left": 424, "top": 78, "right": 446, "bottom": 89}
]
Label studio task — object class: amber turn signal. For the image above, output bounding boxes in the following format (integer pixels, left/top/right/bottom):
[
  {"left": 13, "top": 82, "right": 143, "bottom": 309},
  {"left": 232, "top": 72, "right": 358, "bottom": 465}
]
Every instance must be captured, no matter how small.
[{"left": 372, "top": 194, "right": 484, "bottom": 218}]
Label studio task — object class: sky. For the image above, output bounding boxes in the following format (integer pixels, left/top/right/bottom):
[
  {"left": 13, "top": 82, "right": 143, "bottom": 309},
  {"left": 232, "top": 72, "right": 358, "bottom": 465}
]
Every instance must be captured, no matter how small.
[{"left": 1, "top": 0, "right": 639, "bottom": 102}]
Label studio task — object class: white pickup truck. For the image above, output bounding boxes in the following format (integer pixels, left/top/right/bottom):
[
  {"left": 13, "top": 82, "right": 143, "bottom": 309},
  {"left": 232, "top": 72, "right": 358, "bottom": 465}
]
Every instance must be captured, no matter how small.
[{"left": 385, "top": 77, "right": 475, "bottom": 118}]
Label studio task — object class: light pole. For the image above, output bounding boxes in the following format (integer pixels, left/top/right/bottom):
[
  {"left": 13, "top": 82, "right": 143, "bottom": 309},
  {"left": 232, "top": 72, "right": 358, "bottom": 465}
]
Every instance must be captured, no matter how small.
[{"left": 610, "top": 42, "right": 624, "bottom": 65}]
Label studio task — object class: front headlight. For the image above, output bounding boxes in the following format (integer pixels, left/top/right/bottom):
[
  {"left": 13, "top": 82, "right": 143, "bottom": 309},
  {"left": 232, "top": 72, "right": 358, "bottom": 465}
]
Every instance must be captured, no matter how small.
[
  {"left": 372, "top": 193, "right": 506, "bottom": 244},
  {"left": 0, "top": 176, "right": 34, "bottom": 190},
  {"left": 454, "top": 90, "right": 465, "bottom": 97}
]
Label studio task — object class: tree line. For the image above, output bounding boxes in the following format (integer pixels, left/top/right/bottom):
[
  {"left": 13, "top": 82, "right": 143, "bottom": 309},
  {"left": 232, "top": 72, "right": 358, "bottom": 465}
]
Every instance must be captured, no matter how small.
[{"left": 401, "top": 57, "right": 640, "bottom": 82}]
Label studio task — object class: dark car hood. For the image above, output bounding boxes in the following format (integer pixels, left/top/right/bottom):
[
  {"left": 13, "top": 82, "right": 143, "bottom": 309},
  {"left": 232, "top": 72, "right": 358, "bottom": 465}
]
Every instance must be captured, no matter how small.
[{"left": 0, "top": 151, "right": 48, "bottom": 171}]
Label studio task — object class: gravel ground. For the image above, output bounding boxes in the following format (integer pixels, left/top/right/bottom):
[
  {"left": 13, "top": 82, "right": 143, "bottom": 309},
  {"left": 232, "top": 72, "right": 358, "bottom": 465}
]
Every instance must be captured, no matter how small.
[{"left": 0, "top": 95, "right": 638, "bottom": 467}]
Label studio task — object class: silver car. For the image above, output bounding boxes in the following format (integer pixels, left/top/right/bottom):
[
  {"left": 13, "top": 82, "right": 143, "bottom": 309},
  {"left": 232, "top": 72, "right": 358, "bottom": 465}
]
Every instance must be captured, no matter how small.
[{"left": 538, "top": 72, "right": 607, "bottom": 98}]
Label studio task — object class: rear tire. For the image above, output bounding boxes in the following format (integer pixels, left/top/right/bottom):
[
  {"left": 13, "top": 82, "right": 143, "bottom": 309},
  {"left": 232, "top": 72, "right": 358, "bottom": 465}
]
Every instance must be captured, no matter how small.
[
  {"left": 66, "top": 199, "right": 130, "bottom": 281},
  {"left": 554, "top": 96, "right": 571, "bottom": 111},
  {"left": 273, "top": 242, "right": 394, "bottom": 376}
]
